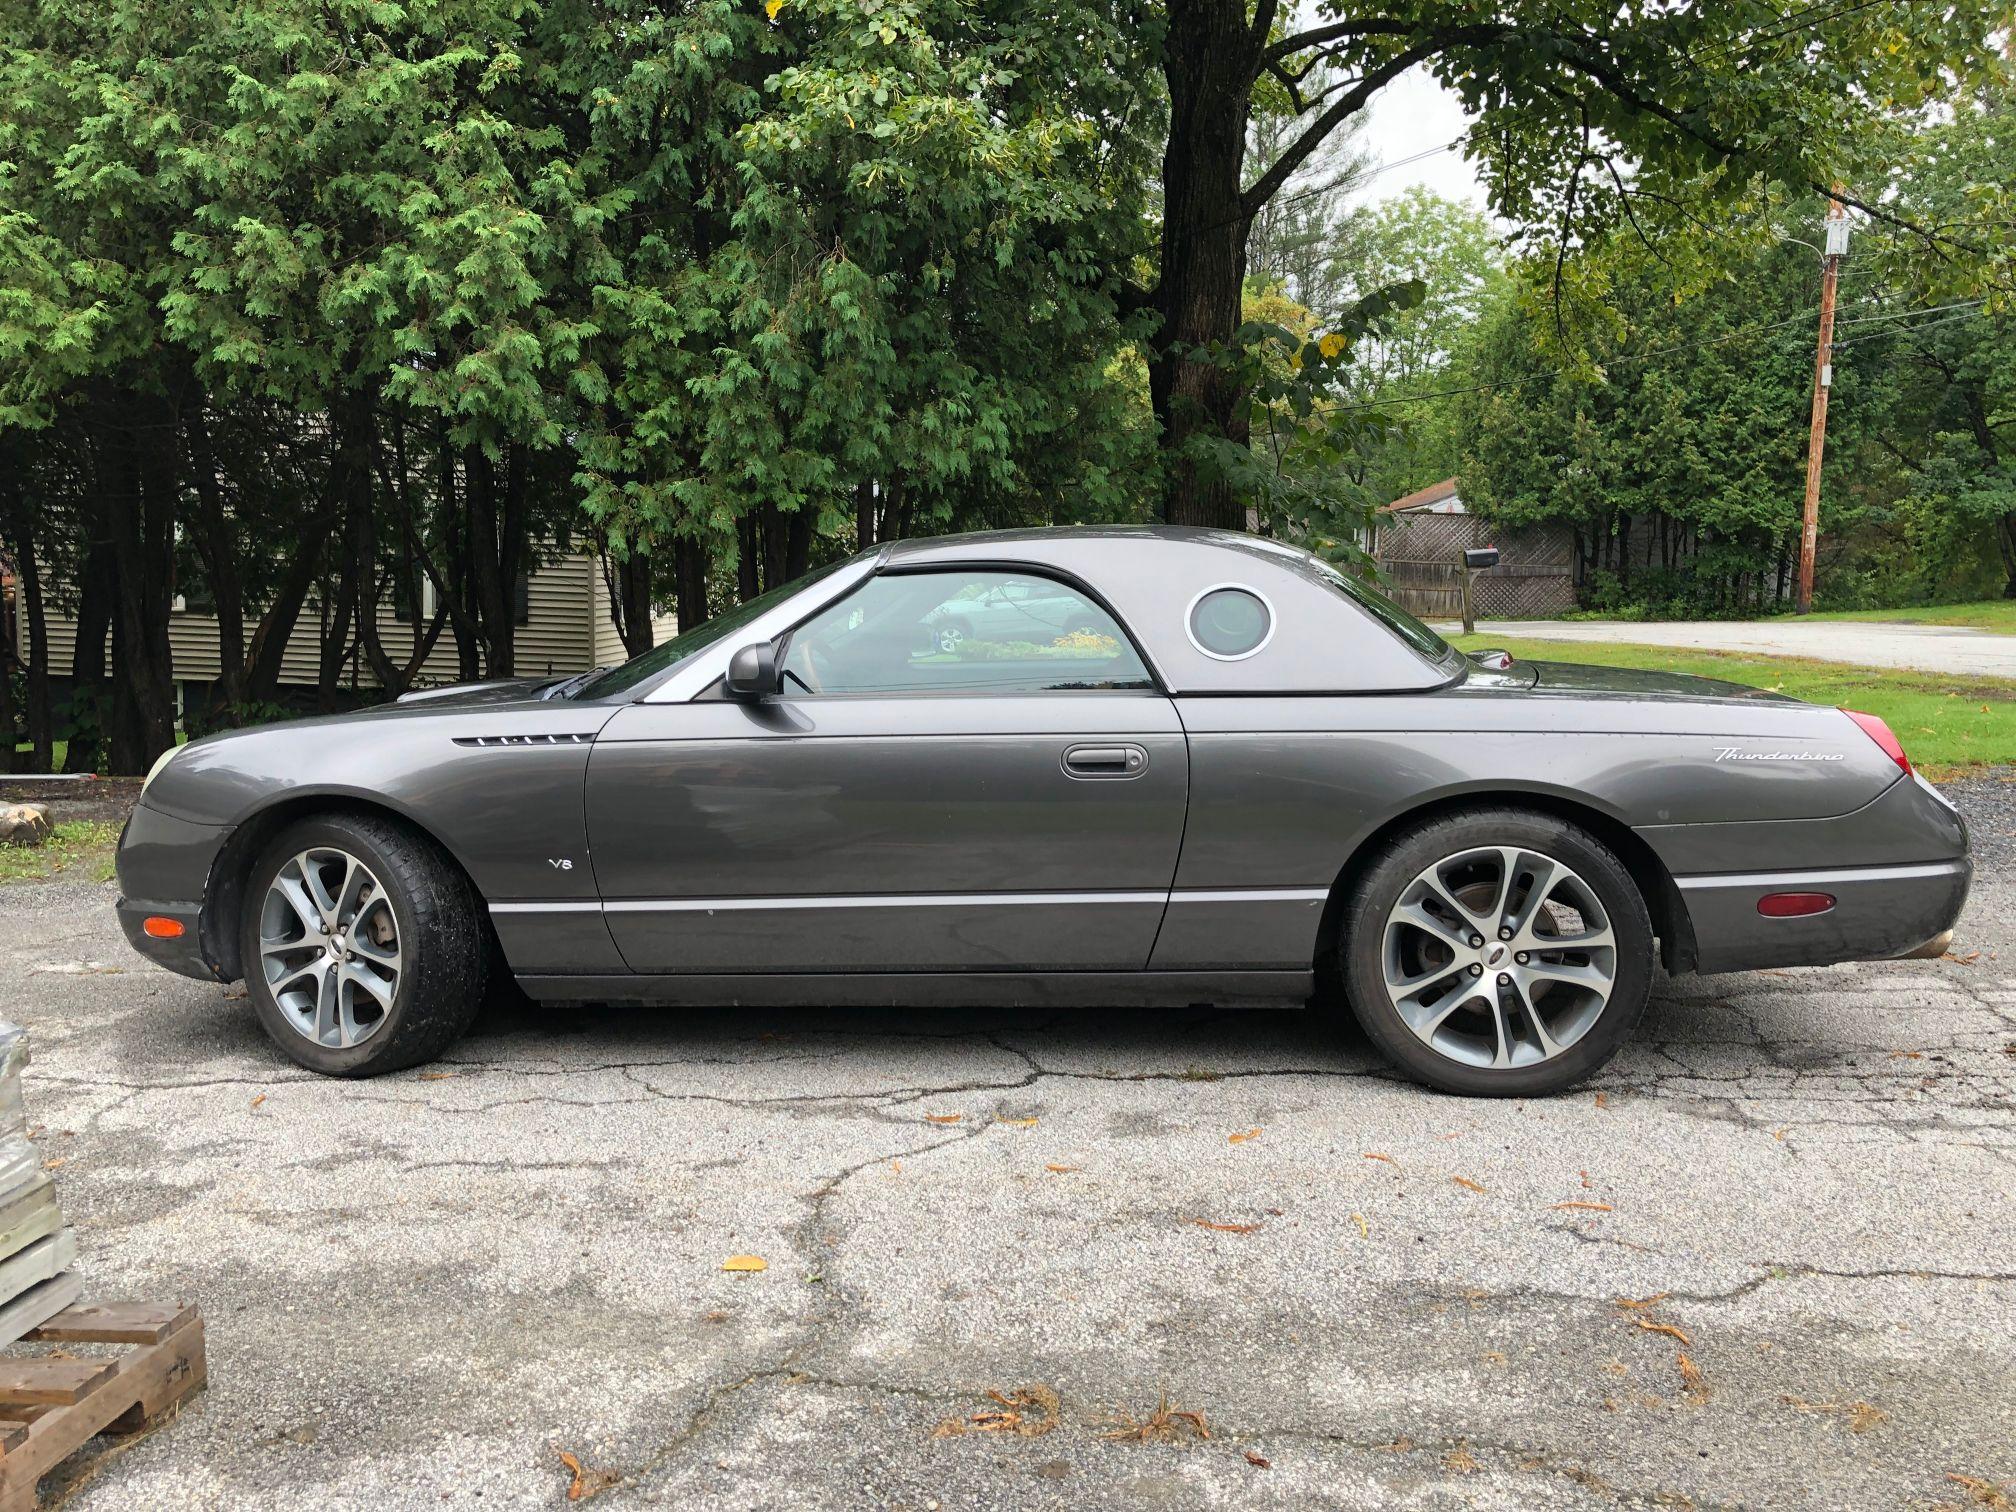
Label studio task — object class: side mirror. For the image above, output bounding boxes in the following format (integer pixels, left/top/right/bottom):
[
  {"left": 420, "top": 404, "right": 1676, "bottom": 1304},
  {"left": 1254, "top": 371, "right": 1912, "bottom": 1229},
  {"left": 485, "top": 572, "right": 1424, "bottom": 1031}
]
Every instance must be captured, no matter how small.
[
  {"left": 1463, "top": 546, "right": 1501, "bottom": 571},
  {"left": 723, "top": 642, "right": 782, "bottom": 701}
]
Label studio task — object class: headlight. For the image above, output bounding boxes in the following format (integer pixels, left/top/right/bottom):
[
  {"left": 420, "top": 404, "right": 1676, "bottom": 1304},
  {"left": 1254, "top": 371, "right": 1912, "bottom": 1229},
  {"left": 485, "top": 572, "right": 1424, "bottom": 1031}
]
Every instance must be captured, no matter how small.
[{"left": 141, "top": 745, "right": 180, "bottom": 795}]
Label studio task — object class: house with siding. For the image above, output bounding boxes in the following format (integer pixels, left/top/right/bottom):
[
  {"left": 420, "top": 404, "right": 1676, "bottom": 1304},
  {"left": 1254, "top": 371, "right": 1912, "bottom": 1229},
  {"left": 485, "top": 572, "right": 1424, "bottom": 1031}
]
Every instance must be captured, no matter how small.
[{"left": 33, "top": 551, "right": 677, "bottom": 719}]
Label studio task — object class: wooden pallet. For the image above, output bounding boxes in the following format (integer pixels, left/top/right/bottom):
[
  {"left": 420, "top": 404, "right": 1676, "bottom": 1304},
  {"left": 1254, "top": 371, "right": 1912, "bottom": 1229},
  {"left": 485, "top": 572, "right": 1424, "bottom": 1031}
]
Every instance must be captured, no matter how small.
[{"left": 0, "top": 1303, "right": 206, "bottom": 1512}]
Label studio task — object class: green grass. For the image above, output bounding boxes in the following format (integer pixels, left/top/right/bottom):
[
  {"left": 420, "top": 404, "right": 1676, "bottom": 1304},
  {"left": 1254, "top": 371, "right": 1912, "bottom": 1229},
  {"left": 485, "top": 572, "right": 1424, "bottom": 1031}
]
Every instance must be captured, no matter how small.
[
  {"left": 1452, "top": 635, "right": 2016, "bottom": 778},
  {"left": 1774, "top": 600, "right": 2016, "bottom": 634},
  {"left": 0, "top": 820, "right": 121, "bottom": 886}
]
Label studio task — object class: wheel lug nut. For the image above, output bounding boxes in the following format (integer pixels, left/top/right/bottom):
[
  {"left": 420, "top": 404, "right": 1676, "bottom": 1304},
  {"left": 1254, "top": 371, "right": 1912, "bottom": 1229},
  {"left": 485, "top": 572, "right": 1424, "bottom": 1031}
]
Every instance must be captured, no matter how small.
[
  {"left": 1498, "top": 972, "right": 1511, "bottom": 985},
  {"left": 1469, "top": 935, "right": 1484, "bottom": 949},
  {"left": 1469, "top": 964, "right": 1483, "bottom": 977},
  {"left": 1498, "top": 927, "right": 1513, "bottom": 940},
  {"left": 1515, "top": 952, "right": 1528, "bottom": 965}
]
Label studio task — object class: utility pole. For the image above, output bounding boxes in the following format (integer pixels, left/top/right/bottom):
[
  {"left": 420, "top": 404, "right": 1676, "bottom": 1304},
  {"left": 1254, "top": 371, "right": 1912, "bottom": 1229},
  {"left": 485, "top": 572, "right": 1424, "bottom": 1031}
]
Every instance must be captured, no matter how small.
[{"left": 1796, "top": 194, "right": 1849, "bottom": 615}]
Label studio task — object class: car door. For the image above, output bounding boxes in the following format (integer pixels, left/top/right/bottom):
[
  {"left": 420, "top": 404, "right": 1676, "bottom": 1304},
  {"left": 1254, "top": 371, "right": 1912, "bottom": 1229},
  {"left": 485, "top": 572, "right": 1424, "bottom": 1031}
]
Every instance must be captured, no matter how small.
[{"left": 585, "top": 566, "right": 1188, "bottom": 974}]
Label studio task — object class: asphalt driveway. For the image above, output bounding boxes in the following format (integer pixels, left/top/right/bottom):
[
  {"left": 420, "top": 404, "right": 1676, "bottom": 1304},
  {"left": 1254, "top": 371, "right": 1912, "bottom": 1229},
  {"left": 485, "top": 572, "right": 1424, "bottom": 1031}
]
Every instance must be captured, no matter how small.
[
  {"left": 1444, "top": 618, "right": 2016, "bottom": 678},
  {"left": 2, "top": 783, "right": 2012, "bottom": 1509}
]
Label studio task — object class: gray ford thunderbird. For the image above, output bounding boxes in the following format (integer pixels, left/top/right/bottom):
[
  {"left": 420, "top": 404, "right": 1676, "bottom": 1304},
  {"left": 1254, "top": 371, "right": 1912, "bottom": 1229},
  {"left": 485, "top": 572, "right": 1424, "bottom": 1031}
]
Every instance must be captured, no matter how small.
[{"left": 115, "top": 527, "right": 1970, "bottom": 1094}]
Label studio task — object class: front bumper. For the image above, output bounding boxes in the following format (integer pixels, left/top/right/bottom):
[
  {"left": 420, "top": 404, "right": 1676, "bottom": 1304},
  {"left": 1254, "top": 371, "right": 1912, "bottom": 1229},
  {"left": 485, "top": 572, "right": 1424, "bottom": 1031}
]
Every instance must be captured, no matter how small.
[
  {"left": 113, "top": 802, "right": 234, "bottom": 981},
  {"left": 115, "top": 898, "right": 224, "bottom": 981},
  {"left": 1677, "top": 857, "right": 1972, "bottom": 974}
]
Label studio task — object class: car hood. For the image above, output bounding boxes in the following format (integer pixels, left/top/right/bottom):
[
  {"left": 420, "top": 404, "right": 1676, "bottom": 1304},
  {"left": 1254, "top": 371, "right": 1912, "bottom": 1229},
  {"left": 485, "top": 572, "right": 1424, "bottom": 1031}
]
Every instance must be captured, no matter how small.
[{"left": 393, "top": 677, "right": 561, "bottom": 707}]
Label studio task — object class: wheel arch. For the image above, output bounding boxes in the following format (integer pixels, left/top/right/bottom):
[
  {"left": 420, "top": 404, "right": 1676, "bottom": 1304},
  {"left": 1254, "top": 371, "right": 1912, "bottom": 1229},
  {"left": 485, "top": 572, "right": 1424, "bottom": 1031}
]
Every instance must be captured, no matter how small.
[
  {"left": 200, "top": 791, "right": 487, "bottom": 982},
  {"left": 1311, "top": 790, "right": 1697, "bottom": 991}
]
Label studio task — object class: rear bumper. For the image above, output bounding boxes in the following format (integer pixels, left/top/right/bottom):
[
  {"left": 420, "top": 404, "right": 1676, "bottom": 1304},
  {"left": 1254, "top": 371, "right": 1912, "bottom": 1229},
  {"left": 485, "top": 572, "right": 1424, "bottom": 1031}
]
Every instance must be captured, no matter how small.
[{"left": 1678, "top": 857, "right": 1971, "bottom": 974}]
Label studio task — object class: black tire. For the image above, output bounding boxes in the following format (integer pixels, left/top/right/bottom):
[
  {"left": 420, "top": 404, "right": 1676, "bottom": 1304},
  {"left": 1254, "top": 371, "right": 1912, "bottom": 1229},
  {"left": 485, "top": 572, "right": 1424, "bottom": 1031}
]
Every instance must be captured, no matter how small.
[
  {"left": 239, "top": 812, "right": 489, "bottom": 1077},
  {"left": 1340, "top": 807, "right": 1654, "bottom": 1097}
]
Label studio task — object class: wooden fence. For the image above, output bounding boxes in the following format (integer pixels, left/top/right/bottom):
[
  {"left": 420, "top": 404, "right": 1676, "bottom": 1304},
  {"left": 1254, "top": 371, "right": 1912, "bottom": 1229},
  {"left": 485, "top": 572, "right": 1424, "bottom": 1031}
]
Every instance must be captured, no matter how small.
[{"left": 1374, "top": 512, "right": 1576, "bottom": 620}]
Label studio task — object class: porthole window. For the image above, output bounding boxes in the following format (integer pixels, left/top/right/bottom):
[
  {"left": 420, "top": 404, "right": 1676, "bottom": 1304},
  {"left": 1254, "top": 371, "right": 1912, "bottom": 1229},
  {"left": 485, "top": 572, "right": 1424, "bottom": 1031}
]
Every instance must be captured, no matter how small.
[{"left": 1186, "top": 585, "right": 1274, "bottom": 661}]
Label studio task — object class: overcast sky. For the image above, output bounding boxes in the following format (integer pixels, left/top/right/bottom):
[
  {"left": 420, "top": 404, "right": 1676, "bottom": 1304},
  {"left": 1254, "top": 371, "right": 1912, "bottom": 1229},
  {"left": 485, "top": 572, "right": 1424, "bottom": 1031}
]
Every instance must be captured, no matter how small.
[{"left": 1350, "top": 67, "right": 1488, "bottom": 208}]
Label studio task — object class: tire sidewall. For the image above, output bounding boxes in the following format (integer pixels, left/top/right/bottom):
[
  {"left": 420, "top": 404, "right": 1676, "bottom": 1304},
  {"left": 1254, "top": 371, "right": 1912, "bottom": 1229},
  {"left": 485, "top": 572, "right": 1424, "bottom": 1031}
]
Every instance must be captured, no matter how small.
[
  {"left": 240, "top": 815, "right": 437, "bottom": 1076},
  {"left": 1342, "top": 810, "right": 1654, "bottom": 1097}
]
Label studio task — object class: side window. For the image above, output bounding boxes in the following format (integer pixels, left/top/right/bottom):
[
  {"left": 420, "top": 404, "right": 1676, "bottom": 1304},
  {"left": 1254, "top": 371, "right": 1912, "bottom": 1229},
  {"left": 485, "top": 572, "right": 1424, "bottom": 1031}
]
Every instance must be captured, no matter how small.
[{"left": 778, "top": 570, "right": 1154, "bottom": 696}]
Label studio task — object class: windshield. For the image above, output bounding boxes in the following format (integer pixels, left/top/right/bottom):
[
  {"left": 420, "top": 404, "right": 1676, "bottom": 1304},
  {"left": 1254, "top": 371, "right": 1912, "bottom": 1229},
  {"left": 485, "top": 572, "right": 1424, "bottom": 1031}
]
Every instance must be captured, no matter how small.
[
  {"left": 570, "top": 559, "right": 852, "bottom": 700},
  {"left": 1306, "top": 556, "right": 1453, "bottom": 663}
]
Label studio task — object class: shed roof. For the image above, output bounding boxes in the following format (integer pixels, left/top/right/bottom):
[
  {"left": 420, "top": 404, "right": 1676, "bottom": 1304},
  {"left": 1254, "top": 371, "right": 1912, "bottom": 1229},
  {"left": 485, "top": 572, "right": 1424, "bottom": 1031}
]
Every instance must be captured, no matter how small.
[{"left": 1378, "top": 477, "right": 1462, "bottom": 515}]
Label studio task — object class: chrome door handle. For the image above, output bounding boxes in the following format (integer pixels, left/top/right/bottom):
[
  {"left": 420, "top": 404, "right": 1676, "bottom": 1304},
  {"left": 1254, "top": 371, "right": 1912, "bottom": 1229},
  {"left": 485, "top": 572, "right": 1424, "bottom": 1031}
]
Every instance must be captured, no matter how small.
[{"left": 1062, "top": 744, "right": 1148, "bottom": 779}]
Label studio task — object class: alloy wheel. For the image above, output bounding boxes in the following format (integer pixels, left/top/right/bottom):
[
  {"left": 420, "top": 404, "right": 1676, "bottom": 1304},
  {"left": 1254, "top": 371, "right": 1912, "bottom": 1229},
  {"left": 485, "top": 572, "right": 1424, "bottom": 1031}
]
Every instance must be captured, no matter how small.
[
  {"left": 1380, "top": 845, "right": 1616, "bottom": 1070},
  {"left": 258, "top": 847, "right": 402, "bottom": 1049}
]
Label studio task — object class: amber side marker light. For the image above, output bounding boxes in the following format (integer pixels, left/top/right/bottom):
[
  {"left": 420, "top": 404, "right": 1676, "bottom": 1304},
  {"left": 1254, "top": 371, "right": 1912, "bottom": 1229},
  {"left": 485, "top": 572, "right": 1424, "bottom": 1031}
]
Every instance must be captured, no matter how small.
[
  {"left": 142, "top": 917, "right": 186, "bottom": 939},
  {"left": 1757, "top": 892, "right": 1836, "bottom": 918}
]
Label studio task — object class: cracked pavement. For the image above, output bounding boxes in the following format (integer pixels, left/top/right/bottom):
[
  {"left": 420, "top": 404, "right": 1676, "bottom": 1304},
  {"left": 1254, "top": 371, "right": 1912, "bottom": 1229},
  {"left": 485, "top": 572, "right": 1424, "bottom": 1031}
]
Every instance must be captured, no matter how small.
[{"left": 3, "top": 782, "right": 2013, "bottom": 1509}]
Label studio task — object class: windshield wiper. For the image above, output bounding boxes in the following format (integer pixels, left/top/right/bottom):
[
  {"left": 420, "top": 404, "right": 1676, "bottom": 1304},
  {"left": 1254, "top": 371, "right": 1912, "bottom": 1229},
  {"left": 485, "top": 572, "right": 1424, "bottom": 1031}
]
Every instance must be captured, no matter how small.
[{"left": 542, "top": 667, "right": 609, "bottom": 700}]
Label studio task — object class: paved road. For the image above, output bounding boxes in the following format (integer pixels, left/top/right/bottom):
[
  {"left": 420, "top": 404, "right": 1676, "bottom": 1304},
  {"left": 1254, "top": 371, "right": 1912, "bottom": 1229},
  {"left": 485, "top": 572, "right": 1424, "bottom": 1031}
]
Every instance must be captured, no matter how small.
[
  {"left": 1440, "top": 618, "right": 2016, "bottom": 678},
  {"left": 3, "top": 788, "right": 2013, "bottom": 1510}
]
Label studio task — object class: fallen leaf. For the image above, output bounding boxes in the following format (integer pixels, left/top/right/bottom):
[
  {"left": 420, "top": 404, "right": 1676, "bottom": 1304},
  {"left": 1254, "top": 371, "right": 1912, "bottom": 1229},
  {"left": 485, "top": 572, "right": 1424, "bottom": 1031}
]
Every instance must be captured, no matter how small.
[
  {"left": 926, "top": 1113, "right": 962, "bottom": 1124},
  {"left": 1189, "top": 1218, "right": 1260, "bottom": 1234},
  {"left": 1945, "top": 1473, "right": 2010, "bottom": 1507},
  {"left": 417, "top": 1071, "right": 457, "bottom": 1081},
  {"left": 1243, "top": 1450, "right": 1271, "bottom": 1468},
  {"left": 555, "top": 1448, "right": 619, "bottom": 1502},
  {"left": 1443, "top": 1445, "right": 1479, "bottom": 1473},
  {"left": 1364, "top": 1152, "right": 1397, "bottom": 1166},
  {"left": 1452, "top": 1176, "right": 1486, "bottom": 1193},
  {"left": 249, "top": 1094, "right": 267, "bottom": 1111},
  {"left": 40, "top": 1157, "right": 66, "bottom": 1171},
  {"left": 1615, "top": 1293, "right": 1669, "bottom": 1310},
  {"left": 1229, "top": 1128, "right": 1261, "bottom": 1144},
  {"left": 1773, "top": 1127, "right": 1790, "bottom": 1141},
  {"left": 997, "top": 1116, "right": 1039, "bottom": 1127},
  {"left": 1045, "top": 1164, "right": 1081, "bottom": 1174},
  {"left": 1783, "top": 1395, "right": 1889, "bottom": 1434},
  {"left": 721, "top": 1254, "right": 768, "bottom": 1272},
  {"left": 1376, "top": 1435, "right": 1414, "bottom": 1452},
  {"left": 1632, "top": 1318, "right": 1693, "bottom": 1346},
  {"left": 1350, "top": 1212, "right": 1368, "bottom": 1238},
  {"left": 1551, "top": 1200, "right": 1613, "bottom": 1212},
  {"left": 1888, "top": 1050, "right": 1924, "bottom": 1061},
  {"left": 1593, "top": 1091, "right": 1610, "bottom": 1109},
  {"left": 1677, "top": 1352, "right": 1710, "bottom": 1403},
  {"left": 1101, "top": 1394, "right": 1209, "bottom": 1443},
  {"left": 1944, "top": 949, "right": 1981, "bottom": 965},
  {"left": 1479, "top": 1350, "right": 1507, "bottom": 1366},
  {"left": 933, "top": 1384, "right": 1060, "bottom": 1438}
]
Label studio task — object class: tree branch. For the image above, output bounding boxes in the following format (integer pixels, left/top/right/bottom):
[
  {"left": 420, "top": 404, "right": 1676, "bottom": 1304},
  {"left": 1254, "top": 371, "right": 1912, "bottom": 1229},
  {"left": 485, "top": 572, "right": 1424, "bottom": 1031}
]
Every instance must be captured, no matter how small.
[
  {"left": 1261, "top": 17, "right": 1416, "bottom": 67},
  {"left": 1241, "top": 39, "right": 1451, "bottom": 216}
]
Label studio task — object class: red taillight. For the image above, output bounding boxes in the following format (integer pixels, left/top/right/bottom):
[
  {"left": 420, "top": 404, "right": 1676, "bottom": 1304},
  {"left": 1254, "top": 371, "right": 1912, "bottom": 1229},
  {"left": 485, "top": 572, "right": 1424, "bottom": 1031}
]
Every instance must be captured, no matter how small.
[
  {"left": 142, "top": 917, "right": 185, "bottom": 939},
  {"left": 1843, "top": 709, "right": 1911, "bottom": 776},
  {"left": 1757, "top": 892, "right": 1836, "bottom": 918}
]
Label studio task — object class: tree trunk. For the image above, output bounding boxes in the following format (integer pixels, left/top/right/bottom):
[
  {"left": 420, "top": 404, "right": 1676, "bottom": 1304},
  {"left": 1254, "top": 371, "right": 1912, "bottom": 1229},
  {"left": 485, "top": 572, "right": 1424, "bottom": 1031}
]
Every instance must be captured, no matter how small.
[
  {"left": 855, "top": 480, "right": 877, "bottom": 552},
  {"left": 1151, "top": 0, "right": 1260, "bottom": 529},
  {"left": 183, "top": 405, "right": 247, "bottom": 715},
  {"left": 601, "top": 547, "right": 656, "bottom": 658},
  {"left": 735, "top": 515, "right": 761, "bottom": 602},
  {"left": 674, "top": 537, "right": 710, "bottom": 632},
  {"left": 63, "top": 538, "right": 114, "bottom": 774},
  {"left": 102, "top": 393, "right": 178, "bottom": 772},
  {"left": 15, "top": 528, "right": 51, "bottom": 772}
]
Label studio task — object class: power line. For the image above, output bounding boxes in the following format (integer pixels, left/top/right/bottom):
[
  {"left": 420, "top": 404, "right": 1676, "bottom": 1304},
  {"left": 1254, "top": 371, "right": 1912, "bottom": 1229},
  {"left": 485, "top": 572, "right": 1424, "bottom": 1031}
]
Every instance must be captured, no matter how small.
[{"left": 1323, "top": 293, "right": 1988, "bottom": 415}]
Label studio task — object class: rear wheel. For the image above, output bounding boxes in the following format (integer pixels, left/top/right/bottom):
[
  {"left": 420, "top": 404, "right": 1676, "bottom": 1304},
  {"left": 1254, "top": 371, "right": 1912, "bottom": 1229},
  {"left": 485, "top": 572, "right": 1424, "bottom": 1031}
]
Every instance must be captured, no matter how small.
[
  {"left": 240, "top": 813, "right": 488, "bottom": 1077},
  {"left": 1340, "top": 808, "right": 1653, "bottom": 1096}
]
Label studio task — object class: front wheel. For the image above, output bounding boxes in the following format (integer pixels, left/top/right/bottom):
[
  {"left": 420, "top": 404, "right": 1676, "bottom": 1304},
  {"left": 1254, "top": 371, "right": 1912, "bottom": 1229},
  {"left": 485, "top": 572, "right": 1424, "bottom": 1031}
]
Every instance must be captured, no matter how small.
[
  {"left": 1340, "top": 808, "right": 1654, "bottom": 1096},
  {"left": 240, "top": 813, "right": 488, "bottom": 1077}
]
